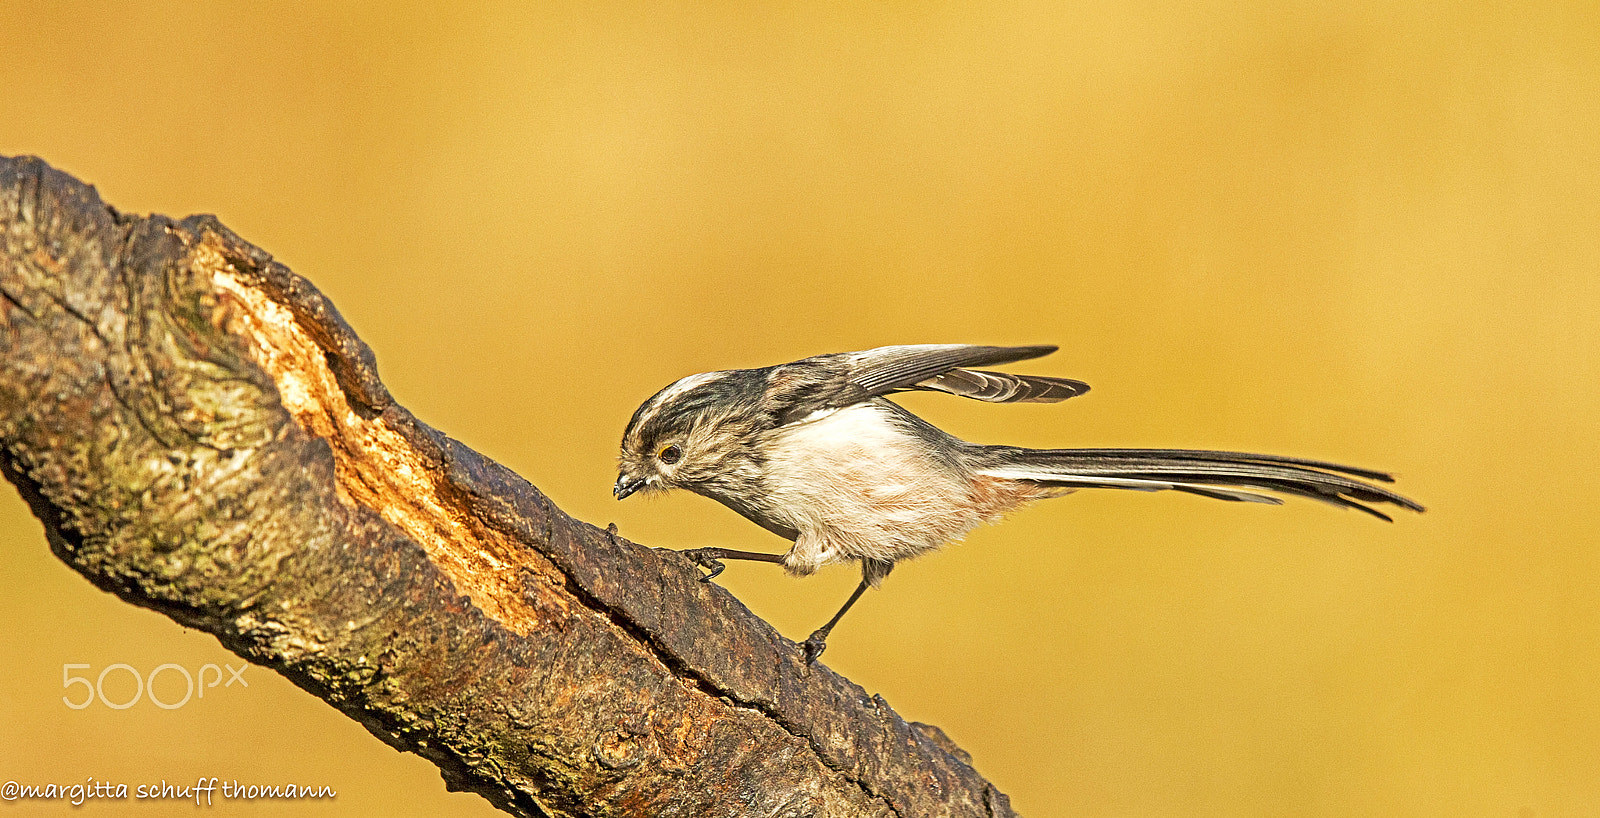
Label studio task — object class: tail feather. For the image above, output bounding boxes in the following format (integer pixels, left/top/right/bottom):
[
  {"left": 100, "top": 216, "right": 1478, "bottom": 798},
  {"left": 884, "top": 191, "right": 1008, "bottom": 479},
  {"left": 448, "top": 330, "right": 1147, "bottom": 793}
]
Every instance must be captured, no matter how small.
[{"left": 973, "top": 447, "right": 1425, "bottom": 521}]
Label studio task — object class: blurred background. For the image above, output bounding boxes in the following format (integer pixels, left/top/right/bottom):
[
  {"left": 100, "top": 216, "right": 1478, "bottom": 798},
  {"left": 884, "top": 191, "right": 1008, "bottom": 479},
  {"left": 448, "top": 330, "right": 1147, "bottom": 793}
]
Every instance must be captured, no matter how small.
[{"left": 1, "top": 2, "right": 1596, "bottom": 815}]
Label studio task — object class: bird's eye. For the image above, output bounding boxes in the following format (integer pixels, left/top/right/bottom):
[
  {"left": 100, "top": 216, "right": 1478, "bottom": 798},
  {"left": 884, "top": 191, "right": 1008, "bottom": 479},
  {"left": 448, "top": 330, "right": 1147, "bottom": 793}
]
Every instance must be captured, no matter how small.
[{"left": 658, "top": 444, "right": 682, "bottom": 464}]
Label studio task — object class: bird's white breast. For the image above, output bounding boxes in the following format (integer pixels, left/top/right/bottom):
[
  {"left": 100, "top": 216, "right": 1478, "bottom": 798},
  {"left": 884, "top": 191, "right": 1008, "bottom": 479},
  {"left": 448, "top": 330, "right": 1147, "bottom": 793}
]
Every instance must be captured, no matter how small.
[{"left": 761, "top": 402, "right": 990, "bottom": 574}]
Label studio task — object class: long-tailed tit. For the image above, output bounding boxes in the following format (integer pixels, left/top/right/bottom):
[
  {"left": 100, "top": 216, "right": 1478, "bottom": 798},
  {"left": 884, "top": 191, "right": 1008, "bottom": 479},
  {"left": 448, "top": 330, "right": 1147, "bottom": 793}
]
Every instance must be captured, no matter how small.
[{"left": 614, "top": 344, "right": 1422, "bottom": 663}]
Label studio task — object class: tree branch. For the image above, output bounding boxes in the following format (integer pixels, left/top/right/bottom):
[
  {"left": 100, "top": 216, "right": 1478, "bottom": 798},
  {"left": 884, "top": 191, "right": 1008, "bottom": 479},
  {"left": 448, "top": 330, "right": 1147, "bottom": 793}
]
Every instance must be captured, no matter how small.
[{"left": 0, "top": 155, "right": 1017, "bottom": 817}]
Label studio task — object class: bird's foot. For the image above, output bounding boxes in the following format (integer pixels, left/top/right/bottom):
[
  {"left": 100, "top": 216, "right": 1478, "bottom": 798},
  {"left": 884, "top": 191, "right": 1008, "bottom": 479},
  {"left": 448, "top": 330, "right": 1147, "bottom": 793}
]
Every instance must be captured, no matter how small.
[
  {"left": 668, "top": 547, "right": 787, "bottom": 581},
  {"left": 801, "top": 630, "right": 829, "bottom": 665}
]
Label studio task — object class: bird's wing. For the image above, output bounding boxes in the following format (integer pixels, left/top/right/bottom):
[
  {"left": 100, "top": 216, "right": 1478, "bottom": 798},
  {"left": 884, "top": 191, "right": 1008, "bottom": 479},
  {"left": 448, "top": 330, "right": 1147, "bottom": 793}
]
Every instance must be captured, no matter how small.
[
  {"left": 767, "top": 344, "right": 1086, "bottom": 425},
  {"left": 845, "top": 344, "right": 1089, "bottom": 404}
]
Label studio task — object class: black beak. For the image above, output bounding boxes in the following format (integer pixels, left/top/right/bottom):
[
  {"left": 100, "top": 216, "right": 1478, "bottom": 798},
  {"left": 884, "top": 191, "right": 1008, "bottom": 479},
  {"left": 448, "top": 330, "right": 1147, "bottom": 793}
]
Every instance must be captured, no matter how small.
[{"left": 614, "top": 473, "right": 645, "bottom": 500}]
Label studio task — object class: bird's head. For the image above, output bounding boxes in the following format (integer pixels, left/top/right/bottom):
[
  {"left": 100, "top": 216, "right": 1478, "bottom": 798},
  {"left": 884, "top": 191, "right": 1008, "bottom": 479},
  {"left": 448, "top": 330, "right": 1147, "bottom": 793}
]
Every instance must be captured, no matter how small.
[{"left": 615, "top": 368, "right": 767, "bottom": 501}]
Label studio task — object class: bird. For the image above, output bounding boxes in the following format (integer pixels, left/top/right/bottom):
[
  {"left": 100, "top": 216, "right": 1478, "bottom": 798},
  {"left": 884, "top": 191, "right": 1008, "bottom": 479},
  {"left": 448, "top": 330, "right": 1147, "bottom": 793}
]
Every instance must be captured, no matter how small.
[{"left": 613, "top": 344, "right": 1423, "bottom": 664}]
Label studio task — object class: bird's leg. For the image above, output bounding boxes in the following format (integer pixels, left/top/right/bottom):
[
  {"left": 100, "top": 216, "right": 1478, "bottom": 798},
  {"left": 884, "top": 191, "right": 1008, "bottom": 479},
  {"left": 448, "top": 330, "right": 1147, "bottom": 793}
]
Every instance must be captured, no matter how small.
[
  {"left": 674, "top": 547, "right": 787, "bottom": 581},
  {"left": 801, "top": 578, "right": 871, "bottom": 665}
]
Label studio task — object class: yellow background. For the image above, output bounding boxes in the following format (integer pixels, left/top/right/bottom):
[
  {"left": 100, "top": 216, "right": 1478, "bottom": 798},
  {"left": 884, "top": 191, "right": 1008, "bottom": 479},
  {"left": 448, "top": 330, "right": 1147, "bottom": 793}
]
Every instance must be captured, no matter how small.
[{"left": 2, "top": 3, "right": 1596, "bottom": 816}]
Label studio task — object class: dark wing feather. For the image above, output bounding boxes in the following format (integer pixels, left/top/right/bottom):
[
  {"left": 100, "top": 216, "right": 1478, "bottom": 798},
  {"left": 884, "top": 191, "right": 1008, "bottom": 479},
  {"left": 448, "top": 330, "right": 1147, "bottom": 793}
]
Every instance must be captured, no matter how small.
[
  {"left": 768, "top": 344, "right": 1078, "bottom": 425},
  {"left": 912, "top": 368, "right": 1090, "bottom": 403},
  {"left": 845, "top": 344, "right": 1058, "bottom": 393},
  {"left": 844, "top": 344, "right": 1083, "bottom": 403}
]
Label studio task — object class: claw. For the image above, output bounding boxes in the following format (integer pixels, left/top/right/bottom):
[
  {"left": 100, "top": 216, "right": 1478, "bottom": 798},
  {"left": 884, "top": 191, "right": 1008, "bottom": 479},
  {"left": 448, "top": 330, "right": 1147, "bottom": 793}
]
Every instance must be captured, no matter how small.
[{"left": 690, "top": 554, "right": 726, "bottom": 581}]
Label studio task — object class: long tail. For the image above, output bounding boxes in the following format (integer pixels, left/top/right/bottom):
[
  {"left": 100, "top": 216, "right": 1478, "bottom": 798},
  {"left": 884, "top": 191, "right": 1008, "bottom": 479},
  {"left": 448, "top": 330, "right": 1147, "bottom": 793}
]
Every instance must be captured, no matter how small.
[{"left": 972, "top": 446, "right": 1425, "bottom": 521}]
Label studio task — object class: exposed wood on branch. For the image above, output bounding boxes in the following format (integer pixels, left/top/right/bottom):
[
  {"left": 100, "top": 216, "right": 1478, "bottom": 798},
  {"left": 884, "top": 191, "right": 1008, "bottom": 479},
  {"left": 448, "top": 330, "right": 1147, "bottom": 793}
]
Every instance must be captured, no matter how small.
[{"left": 0, "top": 155, "right": 1017, "bottom": 817}]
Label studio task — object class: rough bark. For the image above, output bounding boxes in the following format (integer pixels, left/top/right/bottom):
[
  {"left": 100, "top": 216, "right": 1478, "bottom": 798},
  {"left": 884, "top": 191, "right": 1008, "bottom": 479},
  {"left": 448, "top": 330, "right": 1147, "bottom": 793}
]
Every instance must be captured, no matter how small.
[{"left": 0, "top": 155, "right": 1017, "bottom": 817}]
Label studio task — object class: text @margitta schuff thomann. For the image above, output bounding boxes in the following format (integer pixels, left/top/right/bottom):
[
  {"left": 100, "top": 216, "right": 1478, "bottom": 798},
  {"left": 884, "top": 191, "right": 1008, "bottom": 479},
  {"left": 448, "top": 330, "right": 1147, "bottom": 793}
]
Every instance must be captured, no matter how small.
[{"left": 2, "top": 777, "right": 337, "bottom": 806}]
